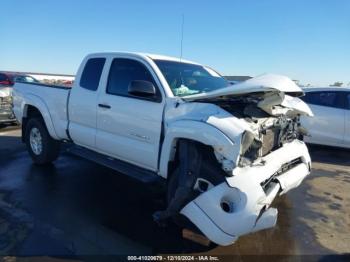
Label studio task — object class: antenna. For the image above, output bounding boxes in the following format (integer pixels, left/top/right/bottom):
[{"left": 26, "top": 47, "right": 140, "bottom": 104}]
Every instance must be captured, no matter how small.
[{"left": 180, "top": 14, "right": 184, "bottom": 61}]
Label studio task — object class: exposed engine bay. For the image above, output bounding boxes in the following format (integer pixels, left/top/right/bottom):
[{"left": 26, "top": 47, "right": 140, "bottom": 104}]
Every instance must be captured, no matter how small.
[{"left": 198, "top": 92, "right": 308, "bottom": 166}]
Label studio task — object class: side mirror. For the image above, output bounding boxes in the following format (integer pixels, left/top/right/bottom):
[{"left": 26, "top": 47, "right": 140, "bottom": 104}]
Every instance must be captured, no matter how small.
[{"left": 128, "top": 80, "right": 156, "bottom": 97}]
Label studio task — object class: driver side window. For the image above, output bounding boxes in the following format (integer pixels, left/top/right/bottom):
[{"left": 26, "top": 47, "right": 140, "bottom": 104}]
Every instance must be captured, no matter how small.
[{"left": 106, "top": 58, "right": 161, "bottom": 102}]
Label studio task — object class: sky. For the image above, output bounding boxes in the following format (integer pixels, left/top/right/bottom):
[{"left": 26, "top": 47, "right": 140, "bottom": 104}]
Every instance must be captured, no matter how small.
[{"left": 1, "top": 0, "right": 349, "bottom": 86}]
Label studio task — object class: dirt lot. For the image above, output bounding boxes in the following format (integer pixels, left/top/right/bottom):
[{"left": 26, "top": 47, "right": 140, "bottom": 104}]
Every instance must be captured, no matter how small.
[{"left": 0, "top": 125, "right": 349, "bottom": 260}]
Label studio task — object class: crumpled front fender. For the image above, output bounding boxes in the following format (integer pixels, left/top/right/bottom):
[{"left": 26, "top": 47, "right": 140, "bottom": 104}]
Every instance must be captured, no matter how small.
[{"left": 159, "top": 120, "right": 239, "bottom": 178}]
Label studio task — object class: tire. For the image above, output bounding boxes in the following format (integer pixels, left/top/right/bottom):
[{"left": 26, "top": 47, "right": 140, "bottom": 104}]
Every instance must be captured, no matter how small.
[
  {"left": 167, "top": 167, "right": 180, "bottom": 205},
  {"left": 25, "top": 117, "right": 60, "bottom": 165},
  {"left": 167, "top": 167, "right": 197, "bottom": 229},
  {"left": 166, "top": 149, "right": 226, "bottom": 229}
]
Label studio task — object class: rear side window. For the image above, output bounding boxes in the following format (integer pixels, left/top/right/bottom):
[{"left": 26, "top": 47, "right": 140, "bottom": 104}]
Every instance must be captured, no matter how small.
[
  {"left": 80, "top": 58, "right": 106, "bottom": 91},
  {"left": 302, "top": 91, "right": 345, "bottom": 109},
  {"left": 106, "top": 58, "right": 161, "bottom": 101},
  {"left": 346, "top": 93, "right": 350, "bottom": 110}
]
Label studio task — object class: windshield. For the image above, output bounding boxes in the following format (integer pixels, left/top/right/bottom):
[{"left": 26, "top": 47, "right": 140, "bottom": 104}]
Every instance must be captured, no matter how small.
[{"left": 154, "top": 60, "right": 229, "bottom": 97}]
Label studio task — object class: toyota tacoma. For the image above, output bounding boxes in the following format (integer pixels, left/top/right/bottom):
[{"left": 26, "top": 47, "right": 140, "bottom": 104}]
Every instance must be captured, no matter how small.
[{"left": 13, "top": 52, "right": 313, "bottom": 246}]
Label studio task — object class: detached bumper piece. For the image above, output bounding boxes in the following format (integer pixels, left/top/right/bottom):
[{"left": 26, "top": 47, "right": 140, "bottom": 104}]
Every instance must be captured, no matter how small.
[{"left": 180, "top": 140, "right": 311, "bottom": 246}]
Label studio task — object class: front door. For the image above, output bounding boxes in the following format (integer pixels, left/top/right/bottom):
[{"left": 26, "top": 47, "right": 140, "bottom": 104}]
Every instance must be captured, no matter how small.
[{"left": 96, "top": 57, "right": 164, "bottom": 171}]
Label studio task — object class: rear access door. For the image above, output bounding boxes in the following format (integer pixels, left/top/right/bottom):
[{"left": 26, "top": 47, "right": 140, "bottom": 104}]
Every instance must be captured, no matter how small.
[{"left": 68, "top": 57, "right": 106, "bottom": 149}]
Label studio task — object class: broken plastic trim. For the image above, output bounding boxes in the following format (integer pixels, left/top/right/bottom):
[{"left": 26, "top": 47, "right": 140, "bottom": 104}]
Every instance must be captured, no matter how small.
[{"left": 260, "top": 157, "right": 303, "bottom": 192}]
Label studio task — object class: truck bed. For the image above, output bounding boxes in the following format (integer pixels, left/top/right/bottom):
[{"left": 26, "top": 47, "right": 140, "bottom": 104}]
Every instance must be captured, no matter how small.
[{"left": 13, "top": 82, "right": 71, "bottom": 140}]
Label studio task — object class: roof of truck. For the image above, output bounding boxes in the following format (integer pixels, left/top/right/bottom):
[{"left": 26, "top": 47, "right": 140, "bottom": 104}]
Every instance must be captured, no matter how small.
[
  {"left": 146, "top": 53, "right": 199, "bottom": 64},
  {"left": 88, "top": 52, "right": 199, "bottom": 65}
]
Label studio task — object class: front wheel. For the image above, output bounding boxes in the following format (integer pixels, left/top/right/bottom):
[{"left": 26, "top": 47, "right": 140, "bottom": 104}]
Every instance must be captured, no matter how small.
[
  {"left": 167, "top": 167, "right": 196, "bottom": 228},
  {"left": 25, "top": 118, "right": 60, "bottom": 165}
]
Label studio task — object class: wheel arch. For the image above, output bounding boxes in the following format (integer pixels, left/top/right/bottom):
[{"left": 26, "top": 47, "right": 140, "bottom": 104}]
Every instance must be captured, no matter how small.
[
  {"left": 159, "top": 120, "right": 238, "bottom": 179},
  {"left": 21, "top": 96, "right": 59, "bottom": 142}
]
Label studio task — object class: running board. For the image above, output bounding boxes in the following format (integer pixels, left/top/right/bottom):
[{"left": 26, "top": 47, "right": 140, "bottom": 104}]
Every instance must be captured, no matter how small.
[{"left": 66, "top": 146, "right": 163, "bottom": 184}]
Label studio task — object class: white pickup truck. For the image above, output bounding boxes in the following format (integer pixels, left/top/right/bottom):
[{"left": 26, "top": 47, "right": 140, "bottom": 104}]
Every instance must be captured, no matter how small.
[{"left": 13, "top": 52, "right": 312, "bottom": 246}]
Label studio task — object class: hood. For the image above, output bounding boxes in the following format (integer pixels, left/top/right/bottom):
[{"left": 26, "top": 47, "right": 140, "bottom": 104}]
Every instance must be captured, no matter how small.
[
  {"left": 0, "top": 87, "right": 12, "bottom": 98},
  {"left": 182, "top": 74, "right": 312, "bottom": 116},
  {"left": 182, "top": 74, "right": 303, "bottom": 101}
]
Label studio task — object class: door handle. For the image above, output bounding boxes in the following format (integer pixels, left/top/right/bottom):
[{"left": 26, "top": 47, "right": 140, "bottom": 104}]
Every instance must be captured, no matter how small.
[{"left": 98, "top": 104, "right": 111, "bottom": 109}]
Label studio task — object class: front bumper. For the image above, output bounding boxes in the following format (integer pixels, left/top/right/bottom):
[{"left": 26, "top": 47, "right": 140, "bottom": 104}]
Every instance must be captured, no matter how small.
[{"left": 180, "top": 139, "right": 311, "bottom": 246}]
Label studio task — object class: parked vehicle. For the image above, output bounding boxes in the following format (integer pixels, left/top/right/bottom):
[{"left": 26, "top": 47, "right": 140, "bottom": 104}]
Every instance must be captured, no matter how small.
[
  {"left": 13, "top": 52, "right": 312, "bottom": 246},
  {"left": 0, "top": 72, "right": 40, "bottom": 87},
  {"left": 0, "top": 86, "right": 16, "bottom": 124},
  {"left": 300, "top": 87, "right": 350, "bottom": 148},
  {"left": 0, "top": 72, "right": 40, "bottom": 124},
  {"left": 0, "top": 72, "right": 15, "bottom": 86}
]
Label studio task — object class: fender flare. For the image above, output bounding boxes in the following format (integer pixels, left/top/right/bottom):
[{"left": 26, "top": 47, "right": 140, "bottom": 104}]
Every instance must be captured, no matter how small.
[
  {"left": 22, "top": 93, "right": 59, "bottom": 140},
  {"left": 159, "top": 120, "right": 238, "bottom": 178}
]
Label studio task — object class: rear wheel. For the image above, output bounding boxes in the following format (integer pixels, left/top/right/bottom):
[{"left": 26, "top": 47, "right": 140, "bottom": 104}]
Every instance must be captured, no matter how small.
[{"left": 25, "top": 118, "right": 60, "bottom": 164}]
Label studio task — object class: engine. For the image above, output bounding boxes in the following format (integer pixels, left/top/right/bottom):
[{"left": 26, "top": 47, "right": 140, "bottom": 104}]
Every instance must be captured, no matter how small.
[{"left": 202, "top": 94, "right": 305, "bottom": 166}]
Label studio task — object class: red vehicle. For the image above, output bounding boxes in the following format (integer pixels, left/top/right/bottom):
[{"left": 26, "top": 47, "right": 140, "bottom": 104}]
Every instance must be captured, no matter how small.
[
  {"left": 0, "top": 72, "right": 38, "bottom": 124},
  {"left": 0, "top": 72, "right": 14, "bottom": 86},
  {"left": 0, "top": 72, "right": 39, "bottom": 86}
]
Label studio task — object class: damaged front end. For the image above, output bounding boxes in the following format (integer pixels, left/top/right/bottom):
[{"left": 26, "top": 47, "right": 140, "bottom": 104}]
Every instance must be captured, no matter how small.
[
  {"left": 159, "top": 75, "right": 313, "bottom": 246},
  {"left": 180, "top": 140, "right": 311, "bottom": 246}
]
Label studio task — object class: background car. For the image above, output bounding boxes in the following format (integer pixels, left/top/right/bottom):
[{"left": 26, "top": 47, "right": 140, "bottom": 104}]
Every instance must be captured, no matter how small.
[
  {"left": 0, "top": 72, "right": 40, "bottom": 87},
  {"left": 300, "top": 87, "right": 350, "bottom": 148},
  {"left": 0, "top": 72, "right": 39, "bottom": 125},
  {"left": 0, "top": 86, "right": 16, "bottom": 124},
  {"left": 0, "top": 72, "right": 14, "bottom": 86}
]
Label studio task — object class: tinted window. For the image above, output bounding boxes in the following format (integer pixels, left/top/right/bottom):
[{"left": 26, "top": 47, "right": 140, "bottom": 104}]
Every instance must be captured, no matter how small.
[
  {"left": 302, "top": 91, "right": 344, "bottom": 109},
  {"left": 107, "top": 58, "right": 160, "bottom": 101},
  {"left": 80, "top": 58, "right": 106, "bottom": 91},
  {"left": 347, "top": 93, "right": 350, "bottom": 110}
]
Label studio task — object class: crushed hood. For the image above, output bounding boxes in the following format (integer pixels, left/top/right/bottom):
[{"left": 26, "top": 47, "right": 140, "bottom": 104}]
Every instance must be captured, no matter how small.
[
  {"left": 0, "top": 87, "right": 12, "bottom": 98},
  {"left": 182, "top": 74, "right": 303, "bottom": 101},
  {"left": 182, "top": 74, "right": 312, "bottom": 116}
]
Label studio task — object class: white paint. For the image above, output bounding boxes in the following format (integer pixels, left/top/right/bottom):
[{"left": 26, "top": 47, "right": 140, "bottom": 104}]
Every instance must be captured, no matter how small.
[
  {"left": 182, "top": 73, "right": 303, "bottom": 100},
  {"left": 301, "top": 87, "right": 350, "bottom": 148},
  {"left": 13, "top": 52, "right": 313, "bottom": 246},
  {"left": 0, "top": 87, "right": 12, "bottom": 98},
  {"left": 181, "top": 140, "right": 311, "bottom": 246}
]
